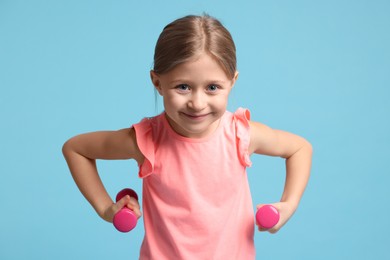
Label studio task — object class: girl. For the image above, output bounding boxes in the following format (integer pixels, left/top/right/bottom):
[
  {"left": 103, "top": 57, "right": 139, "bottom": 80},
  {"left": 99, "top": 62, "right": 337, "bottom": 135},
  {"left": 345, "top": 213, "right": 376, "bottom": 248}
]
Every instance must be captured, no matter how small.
[{"left": 63, "top": 14, "right": 312, "bottom": 259}]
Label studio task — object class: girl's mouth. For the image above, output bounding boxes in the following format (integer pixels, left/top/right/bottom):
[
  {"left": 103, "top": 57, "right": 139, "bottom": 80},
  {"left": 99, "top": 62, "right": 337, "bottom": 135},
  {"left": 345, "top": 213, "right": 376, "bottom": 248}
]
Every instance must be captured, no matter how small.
[{"left": 181, "top": 112, "right": 210, "bottom": 120}]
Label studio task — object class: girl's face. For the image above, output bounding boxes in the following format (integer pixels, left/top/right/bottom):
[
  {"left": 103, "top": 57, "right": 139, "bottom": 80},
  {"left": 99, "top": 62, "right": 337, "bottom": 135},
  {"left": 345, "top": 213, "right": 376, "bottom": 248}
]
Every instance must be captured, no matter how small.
[{"left": 151, "top": 53, "right": 238, "bottom": 138}]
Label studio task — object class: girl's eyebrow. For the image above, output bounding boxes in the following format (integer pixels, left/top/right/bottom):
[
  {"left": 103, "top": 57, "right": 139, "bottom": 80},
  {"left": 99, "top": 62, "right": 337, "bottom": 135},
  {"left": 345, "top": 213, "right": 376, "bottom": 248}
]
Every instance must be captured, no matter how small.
[
  {"left": 170, "top": 79, "right": 228, "bottom": 85},
  {"left": 170, "top": 79, "right": 188, "bottom": 84}
]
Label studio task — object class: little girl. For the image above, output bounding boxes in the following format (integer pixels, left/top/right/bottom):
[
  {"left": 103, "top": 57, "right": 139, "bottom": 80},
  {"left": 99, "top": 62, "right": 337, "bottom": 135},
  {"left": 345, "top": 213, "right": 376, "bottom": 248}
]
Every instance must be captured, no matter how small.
[{"left": 63, "top": 14, "right": 312, "bottom": 259}]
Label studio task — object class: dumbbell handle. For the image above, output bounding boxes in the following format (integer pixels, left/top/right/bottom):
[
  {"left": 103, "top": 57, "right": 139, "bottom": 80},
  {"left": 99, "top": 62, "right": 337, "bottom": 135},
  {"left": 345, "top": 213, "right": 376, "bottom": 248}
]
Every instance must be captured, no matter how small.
[
  {"left": 113, "top": 188, "right": 138, "bottom": 233},
  {"left": 256, "top": 205, "right": 280, "bottom": 229}
]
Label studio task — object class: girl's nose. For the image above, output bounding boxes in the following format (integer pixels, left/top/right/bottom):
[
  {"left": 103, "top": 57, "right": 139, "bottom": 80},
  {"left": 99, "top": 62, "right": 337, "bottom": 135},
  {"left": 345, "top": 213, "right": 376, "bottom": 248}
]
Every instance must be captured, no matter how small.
[{"left": 188, "top": 91, "right": 206, "bottom": 111}]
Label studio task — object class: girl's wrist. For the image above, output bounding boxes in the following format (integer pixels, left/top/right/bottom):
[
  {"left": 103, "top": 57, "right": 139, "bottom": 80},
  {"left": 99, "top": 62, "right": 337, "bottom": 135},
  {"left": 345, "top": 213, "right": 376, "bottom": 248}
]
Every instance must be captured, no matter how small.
[
  {"left": 95, "top": 200, "right": 116, "bottom": 222},
  {"left": 280, "top": 198, "right": 299, "bottom": 212}
]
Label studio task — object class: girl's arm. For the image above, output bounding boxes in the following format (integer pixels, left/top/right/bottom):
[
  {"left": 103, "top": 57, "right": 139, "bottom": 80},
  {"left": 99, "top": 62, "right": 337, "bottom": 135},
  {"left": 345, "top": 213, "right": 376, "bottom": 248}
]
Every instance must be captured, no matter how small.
[
  {"left": 249, "top": 121, "right": 313, "bottom": 233},
  {"left": 62, "top": 128, "right": 144, "bottom": 222}
]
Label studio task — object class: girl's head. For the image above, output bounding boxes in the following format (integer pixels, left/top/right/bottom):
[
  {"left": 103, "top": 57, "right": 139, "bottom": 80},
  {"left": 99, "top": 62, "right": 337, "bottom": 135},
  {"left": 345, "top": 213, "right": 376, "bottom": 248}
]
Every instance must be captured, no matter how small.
[
  {"left": 151, "top": 14, "right": 238, "bottom": 139},
  {"left": 153, "top": 14, "right": 237, "bottom": 79}
]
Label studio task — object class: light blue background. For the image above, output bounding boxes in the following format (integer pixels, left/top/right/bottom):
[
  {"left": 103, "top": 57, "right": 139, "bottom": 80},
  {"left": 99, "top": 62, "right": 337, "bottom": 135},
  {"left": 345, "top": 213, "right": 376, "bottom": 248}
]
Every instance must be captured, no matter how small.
[{"left": 1, "top": 1, "right": 389, "bottom": 259}]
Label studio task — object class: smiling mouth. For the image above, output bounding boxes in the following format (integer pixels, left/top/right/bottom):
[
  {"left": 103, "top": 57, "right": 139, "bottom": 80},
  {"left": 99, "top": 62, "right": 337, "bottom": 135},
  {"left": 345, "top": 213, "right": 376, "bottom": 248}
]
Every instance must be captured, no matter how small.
[{"left": 181, "top": 112, "right": 210, "bottom": 120}]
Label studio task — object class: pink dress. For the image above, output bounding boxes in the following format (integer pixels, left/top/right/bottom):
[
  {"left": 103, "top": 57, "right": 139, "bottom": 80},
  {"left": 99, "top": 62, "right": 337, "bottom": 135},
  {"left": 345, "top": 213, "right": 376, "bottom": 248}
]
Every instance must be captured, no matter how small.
[{"left": 133, "top": 108, "right": 255, "bottom": 259}]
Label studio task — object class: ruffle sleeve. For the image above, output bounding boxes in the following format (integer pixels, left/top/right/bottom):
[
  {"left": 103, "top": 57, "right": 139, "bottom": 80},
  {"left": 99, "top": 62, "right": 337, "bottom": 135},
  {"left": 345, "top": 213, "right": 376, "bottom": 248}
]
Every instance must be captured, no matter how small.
[
  {"left": 234, "top": 108, "right": 252, "bottom": 167},
  {"left": 132, "top": 117, "right": 155, "bottom": 178}
]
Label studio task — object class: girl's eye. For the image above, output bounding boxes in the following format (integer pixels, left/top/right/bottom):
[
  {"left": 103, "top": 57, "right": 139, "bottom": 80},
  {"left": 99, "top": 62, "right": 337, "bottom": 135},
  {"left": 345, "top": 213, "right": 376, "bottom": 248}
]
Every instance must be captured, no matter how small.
[
  {"left": 176, "top": 84, "right": 190, "bottom": 91},
  {"left": 207, "top": 84, "right": 219, "bottom": 92}
]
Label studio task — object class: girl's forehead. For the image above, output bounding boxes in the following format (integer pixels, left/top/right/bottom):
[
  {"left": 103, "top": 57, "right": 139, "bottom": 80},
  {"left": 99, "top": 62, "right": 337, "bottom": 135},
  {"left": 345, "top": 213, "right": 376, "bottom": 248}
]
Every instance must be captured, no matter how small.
[{"left": 167, "top": 53, "right": 229, "bottom": 77}]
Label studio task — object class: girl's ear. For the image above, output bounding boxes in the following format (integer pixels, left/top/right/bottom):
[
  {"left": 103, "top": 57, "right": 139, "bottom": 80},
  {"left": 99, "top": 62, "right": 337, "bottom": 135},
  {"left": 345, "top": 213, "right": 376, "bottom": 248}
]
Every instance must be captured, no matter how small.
[
  {"left": 234, "top": 71, "right": 239, "bottom": 82},
  {"left": 230, "top": 71, "right": 239, "bottom": 87},
  {"left": 150, "top": 70, "right": 163, "bottom": 95}
]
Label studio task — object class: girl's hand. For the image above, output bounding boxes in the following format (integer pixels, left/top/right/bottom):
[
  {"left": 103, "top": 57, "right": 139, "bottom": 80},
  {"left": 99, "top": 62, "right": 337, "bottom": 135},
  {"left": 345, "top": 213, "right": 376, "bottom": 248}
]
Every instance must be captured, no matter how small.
[
  {"left": 256, "top": 202, "right": 296, "bottom": 233},
  {"left": 102, "top": 195, "right": 142, "bottom": 223}
]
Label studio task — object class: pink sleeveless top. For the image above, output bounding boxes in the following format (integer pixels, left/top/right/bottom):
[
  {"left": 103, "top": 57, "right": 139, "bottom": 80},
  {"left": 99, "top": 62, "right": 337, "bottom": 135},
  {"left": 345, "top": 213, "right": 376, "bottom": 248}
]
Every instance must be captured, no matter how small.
[{"left": 133, "top": 108, "right": 255, "bottom": 259}]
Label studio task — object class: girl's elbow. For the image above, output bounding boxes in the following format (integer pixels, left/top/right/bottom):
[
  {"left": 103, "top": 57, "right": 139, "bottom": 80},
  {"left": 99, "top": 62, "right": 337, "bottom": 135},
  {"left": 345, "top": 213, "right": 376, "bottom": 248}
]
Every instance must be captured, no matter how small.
[
  {"left": 298, "top": 138, "right": 313, "bottom": 159},
  {"left": 62, "top": 137, "right": 76, "bottom": 157},
  {"left": 292, "top": 138, "right": 313, "bottom": 159},
  {"left": 62, "top": 140, "right": 71, "bottom": 157},
  {"left": 305, "top": 139, "right": 313, "bottom": 155}
]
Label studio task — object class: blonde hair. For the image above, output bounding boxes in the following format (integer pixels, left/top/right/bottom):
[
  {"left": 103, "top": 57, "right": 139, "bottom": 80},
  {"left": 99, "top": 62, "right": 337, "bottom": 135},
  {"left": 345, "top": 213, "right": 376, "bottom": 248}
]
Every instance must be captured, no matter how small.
[{"left": 153, "top": 14, "right": 237, "bottom": 79}]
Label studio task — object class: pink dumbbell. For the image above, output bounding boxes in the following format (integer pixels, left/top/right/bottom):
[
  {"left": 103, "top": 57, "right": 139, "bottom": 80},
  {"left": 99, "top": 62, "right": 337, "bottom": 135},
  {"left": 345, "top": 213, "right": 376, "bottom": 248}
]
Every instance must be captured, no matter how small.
[
  {"left": 256, "top": 205, "right": 280, "bottom": 229},
  {"left": 113, "top": 188, "right": 139, "bottom": 233}
]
